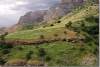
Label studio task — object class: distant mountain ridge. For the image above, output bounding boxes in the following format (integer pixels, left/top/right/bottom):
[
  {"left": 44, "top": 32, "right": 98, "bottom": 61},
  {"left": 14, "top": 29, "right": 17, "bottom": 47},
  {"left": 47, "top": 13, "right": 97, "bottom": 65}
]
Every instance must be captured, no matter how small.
[{"left": 8, "top": 0, "right": 84, "bottom": 32}]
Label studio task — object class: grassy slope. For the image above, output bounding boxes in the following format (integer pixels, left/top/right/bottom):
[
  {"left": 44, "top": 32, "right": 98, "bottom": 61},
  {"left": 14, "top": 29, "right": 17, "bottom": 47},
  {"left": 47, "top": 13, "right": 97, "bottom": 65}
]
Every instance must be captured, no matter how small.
[
  {"left": 5, "top": 41, "right": 97, "bottom": 66},
  {"left": 0, "top": 4, "right": 99, "bottom": 66},
  {"left": 6, "top": 5, "right": 98, "bottom": 40}
]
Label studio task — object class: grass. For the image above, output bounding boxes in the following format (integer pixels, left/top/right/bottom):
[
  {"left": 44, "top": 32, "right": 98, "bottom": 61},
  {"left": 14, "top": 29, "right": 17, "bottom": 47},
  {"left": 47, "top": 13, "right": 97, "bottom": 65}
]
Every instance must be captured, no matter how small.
[
  {"left": 6, "top": 5, "right": 98, "bottom": 41},
  {"left": 4, "top": 41, "right": 97, "bottom": 66}
]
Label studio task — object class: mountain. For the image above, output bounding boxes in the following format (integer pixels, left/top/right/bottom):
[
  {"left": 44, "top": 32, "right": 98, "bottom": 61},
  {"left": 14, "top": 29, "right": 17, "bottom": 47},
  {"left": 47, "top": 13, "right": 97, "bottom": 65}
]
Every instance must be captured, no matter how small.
[
  {"left": 0, "top": 27, "right": 7, "bottom": 34},
  {"left": 43, "top": 0, "right": 84, "bottom": 22},
  {"left": 9, "top": 0, "right": 84, "bottom": 31},
  {"left": 18, "top": 10, "right": 47, "bottom": 25}
]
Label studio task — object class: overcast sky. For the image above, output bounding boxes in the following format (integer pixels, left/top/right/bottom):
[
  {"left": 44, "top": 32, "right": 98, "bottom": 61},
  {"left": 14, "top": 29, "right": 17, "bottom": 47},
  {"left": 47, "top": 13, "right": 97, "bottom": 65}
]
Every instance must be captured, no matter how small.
[{"left": 0, "top": 0, "right": 59, "bottom": 27}]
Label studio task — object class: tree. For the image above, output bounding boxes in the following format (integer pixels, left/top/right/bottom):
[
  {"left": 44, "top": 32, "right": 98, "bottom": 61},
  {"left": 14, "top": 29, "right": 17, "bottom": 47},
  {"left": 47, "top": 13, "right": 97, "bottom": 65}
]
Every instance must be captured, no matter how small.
[
  {"left": 38, "top": 48, "right": 46, "bottom": 64},
  {"left": 0, "top": 58, "right": 6, "bottom": 65},
  {"left": 38, "top": 48, "right": 46, "bottom": 58},
  {"left": 65, "top": 21, "right": 72, "bottom": 28},
  {"left": 2, "top": 49, "right": 10, "bottom": 54},
  {"left": 45, "top": 56, "right": 51, "bottom": 62},
  {"left": 64, "top": 31, "right": 67, "bottom": 34},
  {"left": 54, "top": 34, "right": 58, "bottom": 37},
  {"left": 50, "top": 24, "right": 54, "bottom": 26},
  {"left": 0, "top": 32, "right": 8, "bottom": 41},
  {"left": 57, "top": 21, "right": 61, "bottom": 23},
  {"left": 26, "top": 51, "right": 33, "bottom": 60},
  {"left": 0, "top": 32, "right": 8, "bottom": 45},
  {"left": 40, "top": 35, "right": 44, "bottom": 39},
  {"left": 81, "top": 21, "right": 86, "bottom": 31}
]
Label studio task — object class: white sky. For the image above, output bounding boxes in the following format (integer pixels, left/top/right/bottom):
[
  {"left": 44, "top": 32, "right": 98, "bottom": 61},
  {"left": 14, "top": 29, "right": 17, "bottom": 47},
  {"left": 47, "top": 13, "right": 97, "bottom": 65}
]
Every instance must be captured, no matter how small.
[{"left": 0, "top": 0, "right": 59, "bottom": 27}]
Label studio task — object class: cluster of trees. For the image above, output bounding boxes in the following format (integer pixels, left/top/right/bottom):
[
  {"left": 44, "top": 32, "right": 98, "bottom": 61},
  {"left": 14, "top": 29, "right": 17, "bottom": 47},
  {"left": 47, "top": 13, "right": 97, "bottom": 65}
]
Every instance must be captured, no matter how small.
[{"left": 0, "top": 32, "right": 14, "bottom": 65}]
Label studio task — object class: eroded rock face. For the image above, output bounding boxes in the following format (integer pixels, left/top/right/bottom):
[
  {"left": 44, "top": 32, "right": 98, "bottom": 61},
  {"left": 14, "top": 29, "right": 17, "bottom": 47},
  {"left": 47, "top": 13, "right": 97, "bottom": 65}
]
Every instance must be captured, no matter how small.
[
  {"left": 43, "top": 3, "right": 73, "bottom": 22},
  {"left": 61, "top": 0, "right": 84, "bottom": 4},
  {"left": 10, "top": 0, "right": 84, "bottom": 32},
  {"left": 18, "top": 0, "right": 84, "bottom": 24},
  {"left": 0, "top": 27, "right": 7, "bottom": 34},
  {"left": 43, "top": 0, "right": 84, "bottom": 22},
  {"left": 18, "top": 10, "right": 47, "bottom": 25}
]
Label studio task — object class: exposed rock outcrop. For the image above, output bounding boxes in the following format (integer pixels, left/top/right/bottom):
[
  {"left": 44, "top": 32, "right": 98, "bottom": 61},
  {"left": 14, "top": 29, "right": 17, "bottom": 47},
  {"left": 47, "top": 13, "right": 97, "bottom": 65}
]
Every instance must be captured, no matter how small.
[
  {"left": 18, "top": 10, "right": 47, "bottom": 26},
  {"left": 9, "top": 0, "right": 84, "bottom": 32}
]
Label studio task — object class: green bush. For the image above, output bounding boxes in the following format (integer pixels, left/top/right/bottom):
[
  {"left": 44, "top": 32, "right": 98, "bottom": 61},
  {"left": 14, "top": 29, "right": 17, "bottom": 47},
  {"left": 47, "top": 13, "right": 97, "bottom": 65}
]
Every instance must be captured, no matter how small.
[
  {"left": 40, "top": 35, "right": 45, "bottom": 39},
  {"left": 57, "top": 21, "right": 61, "bottom": 23},
  {"left": 50, "top": 24, "right": 54, "bottom": 26},
  {"left": 64, "top": 31, "right": 67, "bottom": 34},
  {"left": 65, "top": 21, "right": 72, "bottom": 28},
  {"left": 0, "top": 58, "right": 6, "bottom": 65},
  {"left": 38, "top": 48, "right": 46, "bottom": 58},
  {"left": 2, "top": 49, "right": 10, "bottom": 54},
  {"left": 54, "top": 34, "right": 58, "bottom": 37},
  {"left": 45, "top": 56, "right": 51, "bottom": 62},
  {"left": 26, "top": 51, "right": 33, "bottom": 60}
]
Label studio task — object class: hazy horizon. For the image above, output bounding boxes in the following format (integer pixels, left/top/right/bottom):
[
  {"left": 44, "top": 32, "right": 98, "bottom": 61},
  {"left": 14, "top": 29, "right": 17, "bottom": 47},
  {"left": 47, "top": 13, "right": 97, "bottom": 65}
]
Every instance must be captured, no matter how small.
[{"left": 0, "top": 0, "right": 59, "bottom": 27}]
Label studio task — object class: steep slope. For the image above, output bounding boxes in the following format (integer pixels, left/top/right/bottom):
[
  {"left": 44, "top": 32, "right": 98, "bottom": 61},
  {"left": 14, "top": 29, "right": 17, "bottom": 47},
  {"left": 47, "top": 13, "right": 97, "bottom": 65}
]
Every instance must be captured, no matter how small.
[
  {"left": 43, "top": 0, "right": 84, "bottom": 22},
  {"left": 6, "top": 5, "right": 98, "bottom": 41},
  {"left": 9, "top": 0, "right": 84, "bottom": 32},
  {"left": 0, "top": 27, "right": 7, "bottom": 34}
]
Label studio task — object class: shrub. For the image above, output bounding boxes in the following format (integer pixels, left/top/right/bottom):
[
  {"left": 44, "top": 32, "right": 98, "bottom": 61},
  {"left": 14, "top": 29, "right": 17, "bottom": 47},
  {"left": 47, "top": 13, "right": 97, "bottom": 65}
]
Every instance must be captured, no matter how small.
[
  {"left": 85, "top": 16, "right": 95, "bottom": 22},
  {"left": 26, "top": 51, "right": 33, "bottom": 60},
  {"left": 64, "top": 31, "right": 67, "bottom": 34},
  {"left": 0, "top": 32, "right": 8, "bottom": 41},
  {"left": 68, "top": 21, "right": 72, "bottom": 26},
  {"left": 65, "top": 24, "right": 68, "bottom": 28},
  {"left": 81, "top": 21, "right": 86, "bottom": 31},
  {"left": 43, "top": 25, "right": 46, "bottom": 28},
  {"left": 62, "top": 38, "right": 66, "bottom": 41},
  {"left": 54, "top": 34, "right": 58, "bottom": 37},
  {"left": 17, "top": 47, "right": 23, "bottom": 51},
  {"left": 94, "top": 16, "right": 99, "bottom": 23},
  {"left": 57, "top": 21, "right": 61, "bottom": 23},
  {"left": 50, "top": 24, "right": 54, "bottom": 26},
  {"left": 45, "top": 56, "right": 51, "bottom": 62},
  {"left": 0, "top": 58, "right": 6, "bottom": 65},
  {"left": 65, "top": 21, "right": 72, "bottom": 28},
  {"left": 2, "top": 49, "right": 10, "bottom": 54},
  {"left": 38, "top": 48, "right": 46, "bottom": 58},
  {"left": 0, "top": 44, "right": 13, "bottom": 49},
  {"left": 40, "top": 35, "right": 45, "bottom": 39},
  {"left": 81, "top": 22, "right": 85, "bottom": 27},
  {"left": 80, "top": 47, "right": 85, "bottom": 52}
]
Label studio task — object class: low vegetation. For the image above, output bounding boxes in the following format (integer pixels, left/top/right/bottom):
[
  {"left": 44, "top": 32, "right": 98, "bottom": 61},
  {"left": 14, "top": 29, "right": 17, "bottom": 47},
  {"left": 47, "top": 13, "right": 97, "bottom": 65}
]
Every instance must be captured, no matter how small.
[{"left": 0, "top": 2, "right": 99, "bottom": 66}]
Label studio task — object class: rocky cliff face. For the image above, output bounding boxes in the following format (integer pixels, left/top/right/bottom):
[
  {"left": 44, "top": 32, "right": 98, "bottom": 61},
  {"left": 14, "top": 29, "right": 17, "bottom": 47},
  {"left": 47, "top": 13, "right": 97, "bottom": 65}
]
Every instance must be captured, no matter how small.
[
  {"left": 43, "top": 0, "right": 84, "bottom": 22},
  {"left": 43, "top": 3, "right": 73, "bottom": 22},
  {"left": 18, "top": 0, "right": 84, "bottom": 24},
  {"left": 18, "top": 10, "right": 47, "bottom": 26},
  {"left": 10, "top": 0, "right": 84, "bottom": 32},
  {"left": 0, "top": 27, "right": 7, "bottom": 34}
]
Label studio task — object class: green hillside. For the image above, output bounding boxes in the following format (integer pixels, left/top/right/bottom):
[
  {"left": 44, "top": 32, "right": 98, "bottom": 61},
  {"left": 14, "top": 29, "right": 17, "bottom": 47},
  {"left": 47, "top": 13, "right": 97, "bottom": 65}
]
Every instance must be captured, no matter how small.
[
  {"left": 0, "top": 3, "right": 99, "bottom": 66},
  {"left": 6, "top": 5, "right": 98, "bottom": 40}
]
